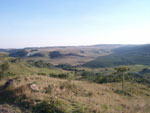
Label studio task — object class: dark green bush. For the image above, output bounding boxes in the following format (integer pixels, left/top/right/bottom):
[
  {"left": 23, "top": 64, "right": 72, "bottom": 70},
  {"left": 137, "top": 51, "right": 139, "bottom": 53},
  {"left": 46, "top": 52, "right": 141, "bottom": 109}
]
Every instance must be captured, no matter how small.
[
  {"left": 28, "top": 60, "right": 53, "bottom": 68},
  {"left": 50, "top": 73, "right": 69, "bottom": 79},
  {"left": 0, "top": 62, "right": 9, "bottom": 79},
  {"left": 34, "top": 99, "right": 70, "bottom": 113},
  {"left": 38, "top": 73, "right": 47, "bottom": 75},
  {"left": 56, "top": 64, "right": 76, "bottom": 71}
]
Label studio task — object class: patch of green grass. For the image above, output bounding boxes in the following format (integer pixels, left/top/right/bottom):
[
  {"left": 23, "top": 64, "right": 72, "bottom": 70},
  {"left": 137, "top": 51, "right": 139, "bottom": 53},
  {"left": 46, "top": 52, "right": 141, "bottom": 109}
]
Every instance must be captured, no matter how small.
[{"left": 34, "top": 98, "right": 71, "bottom": 113}]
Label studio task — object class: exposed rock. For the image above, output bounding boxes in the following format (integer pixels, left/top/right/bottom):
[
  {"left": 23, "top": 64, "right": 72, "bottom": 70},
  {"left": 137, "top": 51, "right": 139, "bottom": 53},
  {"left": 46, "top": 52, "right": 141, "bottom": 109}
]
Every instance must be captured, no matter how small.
[{"left": 29, "top": 84, "right": 39, "bottom": 91}]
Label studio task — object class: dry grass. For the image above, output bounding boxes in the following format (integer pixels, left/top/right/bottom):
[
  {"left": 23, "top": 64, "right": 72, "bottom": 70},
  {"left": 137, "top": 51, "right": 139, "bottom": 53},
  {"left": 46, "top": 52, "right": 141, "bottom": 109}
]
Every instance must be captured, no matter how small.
[
  {"left": 0, "top": 75, "right": 150, "bottom": 113},
  {"left": 25, "top": 46, "right": 114, "bottom": 66}
]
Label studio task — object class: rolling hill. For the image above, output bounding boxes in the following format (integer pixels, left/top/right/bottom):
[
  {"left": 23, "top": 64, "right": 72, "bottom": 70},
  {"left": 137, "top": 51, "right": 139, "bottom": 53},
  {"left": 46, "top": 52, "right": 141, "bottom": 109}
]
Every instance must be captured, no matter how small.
[
  {"left": 83, "top": 44, "right": 150, "bottom": 68},
  {"left": 0, "top": 75, "right": 150, "bottom": 113},
  {"left": 1, "top": 44, "right": 150, "bottom": 68},
  {"left": 0, "top": 44, "right": 120, "bottom": 66},
  {"left": 1, "top": 45, "right": 150, "bottom": 113}
]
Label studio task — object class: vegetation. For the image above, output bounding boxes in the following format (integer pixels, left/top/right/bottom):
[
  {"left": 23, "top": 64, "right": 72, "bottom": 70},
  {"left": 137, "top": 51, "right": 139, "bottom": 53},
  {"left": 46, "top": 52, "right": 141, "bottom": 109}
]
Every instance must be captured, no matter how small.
[
  {"left": 34, "top": 99, "right": 70, "bottom": 113},
  {"left": 49, "top": 51, "right": 83, "bottom": 59},
  {"left": 56, "top": 64, "right": 76, "bottom": 71},
  {"left": 0, "top": 44, "right": 150, "bottom": 112},
  {"left": 83, "top": 44, "right": 150, "bottom": 68},
  {"left": 9, "top": 49, "right": 28, "bottom": 57},
  {"left": 28, "top": 60, "right": 53, "bottom": 68},
  {"left": 114, "top": 66, "right": 130, "bottom": 93},
  {"left": 0, "top": 62, "right": 9, "bottom": 79},
  {"left": 0, "top": 75, "right": 150, "bottom": 113},
  {"left": 28, "top": 53, "right": 45, "bottom": 57},
  {"left": 50, "top": 73, "right": 70, "bottom": 79},
  {"left": 49, "top": 51, "right": 63, "bottom": 59}
]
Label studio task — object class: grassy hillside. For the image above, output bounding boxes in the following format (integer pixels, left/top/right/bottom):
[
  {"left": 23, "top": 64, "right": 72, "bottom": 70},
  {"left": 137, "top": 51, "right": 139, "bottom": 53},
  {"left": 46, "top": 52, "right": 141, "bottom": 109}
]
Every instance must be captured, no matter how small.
[
  {"left": 83, "top": 44, "right": 150, "bottom": 68},
  {"left": 0, "top": 53, "right": 67, "bottom": 76},
  {"left": 1, "top": 45, "right": 150, "bottom": 112},
  {"left": 0, "top": 75, "right": 150, "bottom": 113},
  {"left": 0, "top": 44, "right": 121, "bottom": 66},
  {"left": 0, "top": 48, "right": 150, "bottom": 112}
]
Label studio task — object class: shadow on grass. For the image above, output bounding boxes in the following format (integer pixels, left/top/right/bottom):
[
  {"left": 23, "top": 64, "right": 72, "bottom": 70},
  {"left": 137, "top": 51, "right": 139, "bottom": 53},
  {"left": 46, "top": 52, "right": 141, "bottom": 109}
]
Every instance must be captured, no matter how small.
[{"left": 0, "top": 85, "right": 33, "bottom": 113}]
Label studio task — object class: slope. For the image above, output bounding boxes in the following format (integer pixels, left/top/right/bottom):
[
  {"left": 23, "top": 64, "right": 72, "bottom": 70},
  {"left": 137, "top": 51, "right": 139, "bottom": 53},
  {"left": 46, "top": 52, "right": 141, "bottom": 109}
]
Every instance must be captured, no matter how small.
[
  {"left": 83, "top": 44, "right": 150, "bottom": 68},
  {"left": 0, "top": 75, "right": 150, "bottom": 113}
]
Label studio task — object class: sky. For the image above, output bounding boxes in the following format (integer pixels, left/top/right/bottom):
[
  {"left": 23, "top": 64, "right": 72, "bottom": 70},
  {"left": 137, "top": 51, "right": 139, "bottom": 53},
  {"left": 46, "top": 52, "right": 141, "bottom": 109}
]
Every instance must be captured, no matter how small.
[{"left": 0, "top": 0, "right": 150, "bottom": 48}]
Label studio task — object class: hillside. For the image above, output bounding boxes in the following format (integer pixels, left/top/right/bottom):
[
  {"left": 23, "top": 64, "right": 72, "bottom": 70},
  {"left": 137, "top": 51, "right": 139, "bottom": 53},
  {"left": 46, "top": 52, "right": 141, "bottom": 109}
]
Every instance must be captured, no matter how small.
[
  {"left": 0, "top": 75, "right": 150, "bottom": 113},
  {"left": 0, "top": 46, "right": 150, "bottom": 113},
  {"left": 83, "top": 44, "right": 150, "bottom": 68},
  {"left": 2, "top": 44, "right": 150, "bottom": 68},
  {"left": 0, "top": 44, "right": 121, "bottom": 66},
  {"left": 0, "top": 53, "right": 66, "bottom": 76}
]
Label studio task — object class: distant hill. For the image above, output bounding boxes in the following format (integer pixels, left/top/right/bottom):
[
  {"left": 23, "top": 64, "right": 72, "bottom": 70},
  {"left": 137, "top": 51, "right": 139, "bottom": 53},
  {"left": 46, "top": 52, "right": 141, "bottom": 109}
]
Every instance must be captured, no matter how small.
[
  {"left": 0, "top": 54, "right": 63, "bottom": 75},
  {"left": 9, "top": 49, "right": 28, "bottom": 57},
  {"left": 83, "top": 44, "right": 150, "bottom": 68},
  {"left": 2, "top": 44, "right": 150, "bottom": 67},
  {"left": 49, "top": 51, "right": 84, "bottom": 59}
]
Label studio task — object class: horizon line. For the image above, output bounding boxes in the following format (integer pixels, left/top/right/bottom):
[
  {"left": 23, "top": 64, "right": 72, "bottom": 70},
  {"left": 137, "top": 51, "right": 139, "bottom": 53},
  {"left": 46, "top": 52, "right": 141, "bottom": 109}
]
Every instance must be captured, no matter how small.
[{"left": 0, "top": 43, "right": 149, "bottom": 49}]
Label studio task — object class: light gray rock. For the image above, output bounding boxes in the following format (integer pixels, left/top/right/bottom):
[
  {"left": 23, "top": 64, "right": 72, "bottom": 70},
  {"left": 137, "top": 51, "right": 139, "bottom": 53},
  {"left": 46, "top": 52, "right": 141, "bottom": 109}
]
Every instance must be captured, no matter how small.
[{"left": 29, "top": 84, "right": 39, "bottom": 91}]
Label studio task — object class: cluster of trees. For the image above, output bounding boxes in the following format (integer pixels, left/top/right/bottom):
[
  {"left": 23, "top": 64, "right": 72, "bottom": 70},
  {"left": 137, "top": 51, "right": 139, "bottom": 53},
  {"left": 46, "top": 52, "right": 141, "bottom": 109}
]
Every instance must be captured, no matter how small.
[
  {"left": 28, "top": 53, "right": 45, "bottom": 57},
  {"left": 79, "top": 67, "right": 130, "bottom": 93},
  {"left": 9, "top": 58, "right": 21, "bottom": 63},
  {"left": 49, "top": 51, "right": 62, "bottom": 59},
  {"left": 79, "top": 66, "right": 150, "bottom": 94},
  {"left": 28, "top": 60, "right": 53, "bottom": 68},
  {"left": 9, "top": 49, "right": 28, "bottom": 57},
  {"left": 139, "top": 68, "right": 150, "bottom": 74},
  {"left": 0, "top": 62, "right": 9, "bottom": 79},
  {"left": 50, "top": 73, "right": 69, "bottom": 79},
  {"left": 49, "top": 51, "right": 83, "bottom": 59},
  {"left": 56, "top": 64, "right": 77, "bottom": 71}
]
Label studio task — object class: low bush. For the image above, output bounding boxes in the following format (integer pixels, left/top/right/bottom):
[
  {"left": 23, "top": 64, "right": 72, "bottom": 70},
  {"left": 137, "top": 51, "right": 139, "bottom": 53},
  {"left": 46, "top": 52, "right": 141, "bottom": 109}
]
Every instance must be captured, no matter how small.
[
  {"left": 28, "top": 60, "right": 53, "bottom": 68},
  {"left": 34, "top": 98, "right": 71, "bottom": 113},
  {"left": 50, "top": 73, "right": 70, "bottom": 79},
  {"left": 56, "top": 64, "right": 76, "bottom": 71},
  {"left": 37, "top": 73, "right": 47, "bottom": 75},
  {"left": 60, "top": 81, "right": 77, "bottom": 92}
]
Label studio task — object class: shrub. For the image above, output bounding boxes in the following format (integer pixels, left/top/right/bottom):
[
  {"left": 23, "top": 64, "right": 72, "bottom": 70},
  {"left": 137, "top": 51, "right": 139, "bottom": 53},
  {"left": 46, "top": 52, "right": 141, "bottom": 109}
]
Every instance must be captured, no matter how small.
[
  {"left": 38, "top": 73, "right": 47, "bottom": 75},
  {"left": 50, "top": 73, "right": 69, "bottom": 79},
  {"left": 56, "top": 64, "right": 76, "bottom": 71},
  {"left": 28, "top": 60, "right": 53, "bottom": 68},
  {"left": 0, "top": 62, "right": 9, "bottom": 79},
  {"left": 34, "top": 99, "right": 70, "bottom": 113}
]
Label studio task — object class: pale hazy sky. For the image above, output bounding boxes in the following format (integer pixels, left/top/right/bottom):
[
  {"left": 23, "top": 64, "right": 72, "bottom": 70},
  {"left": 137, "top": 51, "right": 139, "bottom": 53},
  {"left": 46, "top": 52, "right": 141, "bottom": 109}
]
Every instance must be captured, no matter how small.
[{"left": 0, "top": 0, "right": 150, "bottom": 48}]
